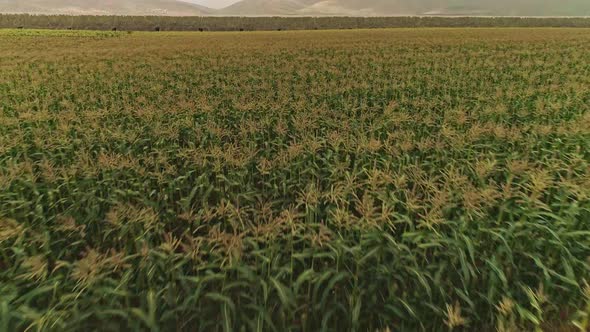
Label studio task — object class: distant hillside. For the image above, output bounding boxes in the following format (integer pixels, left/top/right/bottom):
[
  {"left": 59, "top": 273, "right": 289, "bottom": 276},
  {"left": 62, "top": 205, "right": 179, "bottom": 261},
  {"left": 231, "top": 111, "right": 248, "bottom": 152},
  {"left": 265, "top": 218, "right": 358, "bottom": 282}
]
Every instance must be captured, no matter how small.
[
  {"left": 1, "top": 0, "right": 589, "bottom": 16},
  {"left": 0, "top": 0, "right": 213, "bottom": 16},
  {"left": 220, "top": 0, "right": 590, "bottom": 16}
]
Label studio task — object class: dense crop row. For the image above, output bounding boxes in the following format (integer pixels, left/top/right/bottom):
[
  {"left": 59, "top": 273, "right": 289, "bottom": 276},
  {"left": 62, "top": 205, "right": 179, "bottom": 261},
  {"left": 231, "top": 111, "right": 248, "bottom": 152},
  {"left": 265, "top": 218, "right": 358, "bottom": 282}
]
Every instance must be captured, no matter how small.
[
  {"left": 0, "top": 28, "right": 589, "bottom": 331},
  {"left": 2, "top": 14, "right": 590, "bottom": 31}
]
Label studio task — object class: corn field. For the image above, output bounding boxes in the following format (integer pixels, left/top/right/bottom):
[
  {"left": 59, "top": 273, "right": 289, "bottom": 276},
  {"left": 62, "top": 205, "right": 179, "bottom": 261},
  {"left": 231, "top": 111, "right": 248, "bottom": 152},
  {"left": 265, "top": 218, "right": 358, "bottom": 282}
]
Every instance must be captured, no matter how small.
[{"left": 0, "top": 28, "right": 589, "bottom": 331}]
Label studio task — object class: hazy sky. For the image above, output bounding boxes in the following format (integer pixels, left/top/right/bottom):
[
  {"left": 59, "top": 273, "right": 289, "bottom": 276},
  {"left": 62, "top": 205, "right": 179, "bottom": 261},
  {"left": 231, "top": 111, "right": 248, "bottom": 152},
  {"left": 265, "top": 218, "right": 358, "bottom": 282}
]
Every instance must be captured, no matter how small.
[{"left": 185, "top": 0, "right": 241, "bottom": 9}]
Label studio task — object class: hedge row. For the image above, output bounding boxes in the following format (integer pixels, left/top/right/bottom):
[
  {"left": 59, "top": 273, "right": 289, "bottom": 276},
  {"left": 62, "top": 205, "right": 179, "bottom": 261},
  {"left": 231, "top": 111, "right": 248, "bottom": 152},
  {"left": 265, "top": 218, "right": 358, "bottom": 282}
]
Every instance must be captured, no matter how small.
[{"left": 1, "top": 14, "right": 590, "bottom": 31}]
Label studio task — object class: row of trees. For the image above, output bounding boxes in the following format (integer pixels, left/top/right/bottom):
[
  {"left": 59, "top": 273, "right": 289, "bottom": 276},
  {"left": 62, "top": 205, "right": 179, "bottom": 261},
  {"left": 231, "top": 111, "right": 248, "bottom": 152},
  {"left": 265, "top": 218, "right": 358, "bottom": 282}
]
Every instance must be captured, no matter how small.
[{"left": 1, "top": 14, "right": 590, "bottom": 31}]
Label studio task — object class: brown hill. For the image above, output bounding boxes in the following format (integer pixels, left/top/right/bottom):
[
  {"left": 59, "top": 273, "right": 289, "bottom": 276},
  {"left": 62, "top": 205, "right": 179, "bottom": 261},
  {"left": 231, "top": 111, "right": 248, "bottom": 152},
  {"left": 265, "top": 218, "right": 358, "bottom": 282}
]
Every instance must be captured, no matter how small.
[
  {"left": 219, "top": 0, "right": 590, "bottom": 16},
  {"left": 0, "top": 0, "right": 213, "bottom": 16}
]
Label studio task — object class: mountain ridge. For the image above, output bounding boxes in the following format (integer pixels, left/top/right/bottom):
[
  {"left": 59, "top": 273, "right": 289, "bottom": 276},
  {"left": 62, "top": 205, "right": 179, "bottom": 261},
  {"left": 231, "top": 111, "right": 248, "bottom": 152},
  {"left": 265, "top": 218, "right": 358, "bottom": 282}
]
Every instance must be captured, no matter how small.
[
  {"left": 1, "top": 0, "right": 590, "bottom": 17},
  {"left": 219, "top": 0, "right": 590, "bottom": 17},
  {"left": 0, "top": 0, "right": 212, "bottom": 16}
]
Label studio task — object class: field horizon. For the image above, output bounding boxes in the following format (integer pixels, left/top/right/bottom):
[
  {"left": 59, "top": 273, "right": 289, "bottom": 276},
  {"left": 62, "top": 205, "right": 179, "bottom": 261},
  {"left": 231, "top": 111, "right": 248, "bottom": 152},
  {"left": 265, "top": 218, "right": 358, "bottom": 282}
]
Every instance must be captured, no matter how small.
[{"left": 2, "top": 14, "right": 590, "bottom": 31}]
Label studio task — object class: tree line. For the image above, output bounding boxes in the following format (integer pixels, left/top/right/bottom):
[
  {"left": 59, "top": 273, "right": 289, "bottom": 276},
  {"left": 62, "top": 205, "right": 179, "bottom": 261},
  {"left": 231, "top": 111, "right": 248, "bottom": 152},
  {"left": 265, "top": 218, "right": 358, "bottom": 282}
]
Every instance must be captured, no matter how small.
[{"left": 1, "top": 14, "right": 590, "bottom": 31}]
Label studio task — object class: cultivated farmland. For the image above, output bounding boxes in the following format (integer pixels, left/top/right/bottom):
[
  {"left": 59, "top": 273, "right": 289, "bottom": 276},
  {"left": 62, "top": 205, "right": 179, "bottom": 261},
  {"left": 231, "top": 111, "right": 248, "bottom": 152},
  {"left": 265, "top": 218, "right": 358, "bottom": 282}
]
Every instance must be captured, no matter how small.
[{"left": 0, "top": 28, "right": 589, "bottom": 331}]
